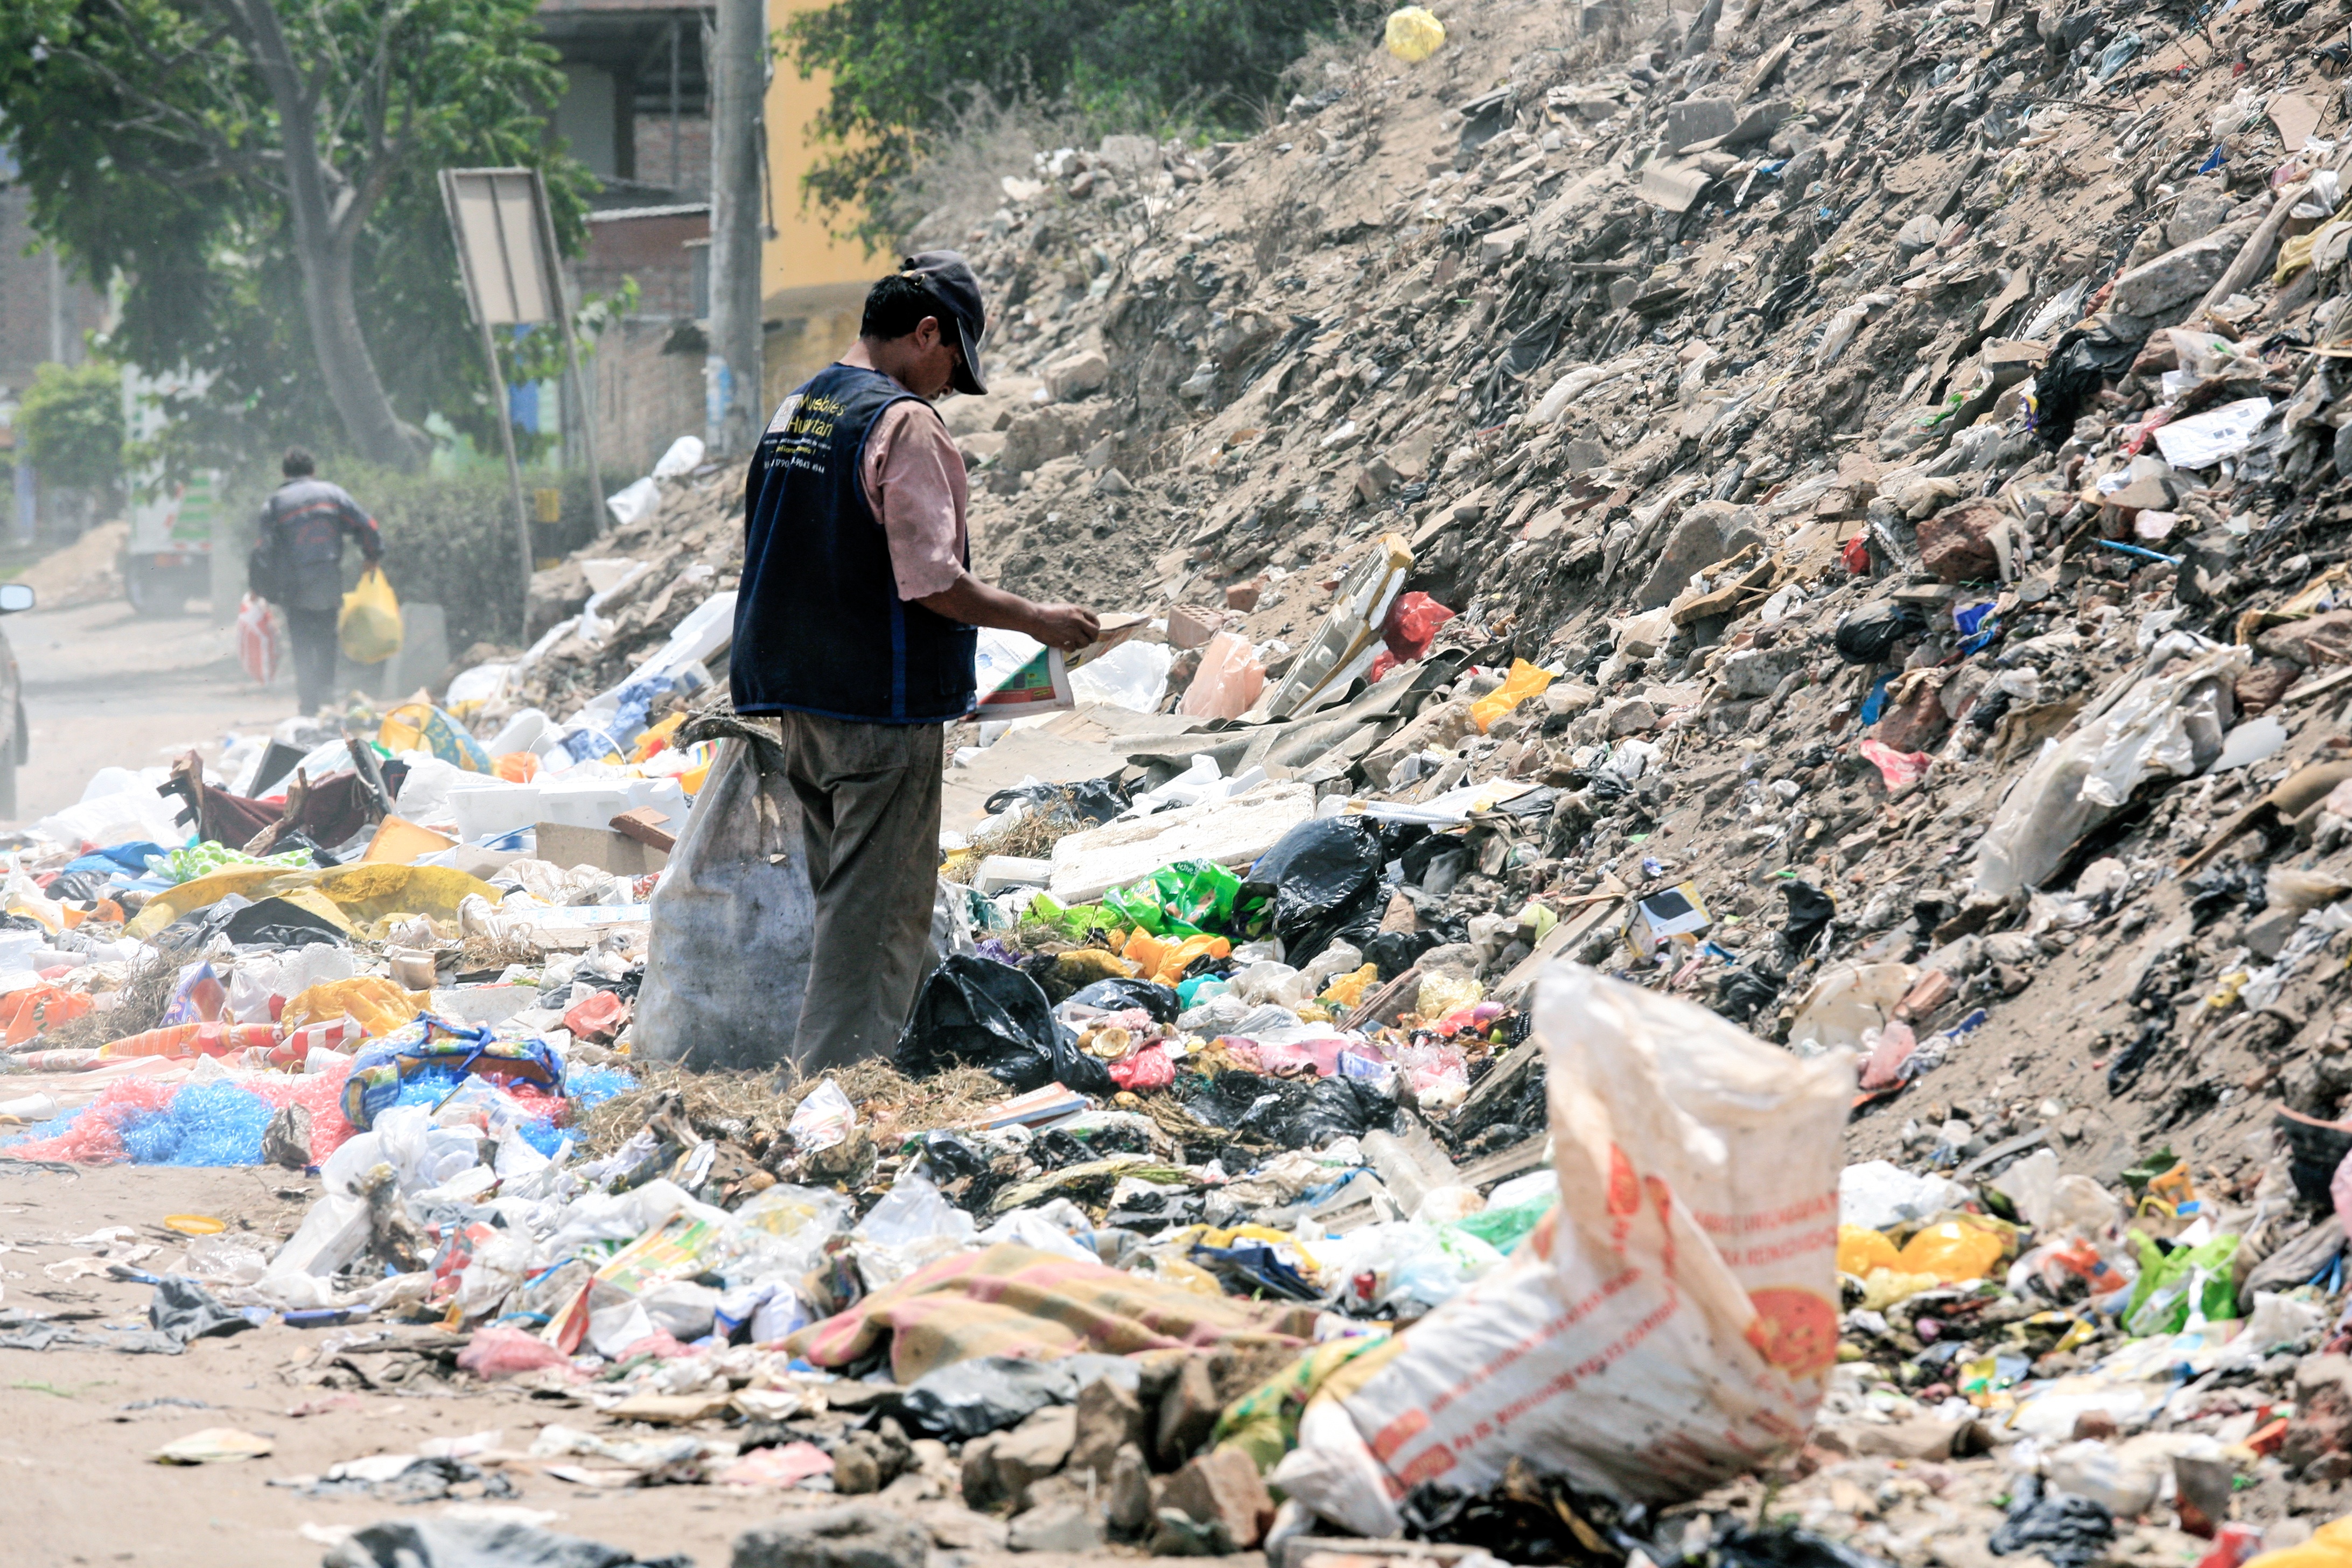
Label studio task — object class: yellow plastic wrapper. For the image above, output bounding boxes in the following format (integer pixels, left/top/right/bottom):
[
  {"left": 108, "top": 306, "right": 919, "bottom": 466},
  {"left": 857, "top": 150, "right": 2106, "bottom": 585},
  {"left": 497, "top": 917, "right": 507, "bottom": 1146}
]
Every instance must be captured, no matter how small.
[
  {"left": 1158, "top": 933, "right": 1231, "bottom": 983},
  {"left": 282, "top": 975, "right": 428, "bottom": 1038},
  {"left": 1837, "top": 1224, "right": 1901, "bottom": 1277},
  {"left": 1056, "top": 948, "right": 1137, "bottom": 990},
  {"left": 1384, "top": 4, "right": 1446, "bottom": 62},
  {"left": 2248, "top": 1515, "right": 2352, "bottom": 1568},
  {"left": 1860, "top": 1266, "right": 1942, "bottom": 1310},
  {"left": 1122, "top": 928, "right": 1171, "bottom": 979},
  {"left": 1417, "top": 971, "right": 1484, "bottom": 1019},
  {"left": 378, "top": 701, "right": 491, "bottom": 771},
  {"left": 1322, "top": 963, "right": 1380, "bottom": 1008},
  {"left": 633, "top": 711, "right": 687, "bottom": 761},
  {"left": 677, "top": 742, "right": 715, "bottom": 795},
  {"left": 1897, "top": 1220, "right": 2007, "bottom": 1283},
  {"left": 338, "top": 565, "right": 403, "bottom": 665},
  {"left": 1469, "top": 658, "right": 1557, "bottom": 732}
]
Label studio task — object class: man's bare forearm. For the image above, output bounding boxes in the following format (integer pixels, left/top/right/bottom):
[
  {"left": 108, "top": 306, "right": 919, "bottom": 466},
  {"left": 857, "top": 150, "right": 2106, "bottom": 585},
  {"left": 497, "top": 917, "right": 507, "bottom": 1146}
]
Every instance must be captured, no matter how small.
[{"left": 917, "top": 571, "right": 1099, "bottom": 652}]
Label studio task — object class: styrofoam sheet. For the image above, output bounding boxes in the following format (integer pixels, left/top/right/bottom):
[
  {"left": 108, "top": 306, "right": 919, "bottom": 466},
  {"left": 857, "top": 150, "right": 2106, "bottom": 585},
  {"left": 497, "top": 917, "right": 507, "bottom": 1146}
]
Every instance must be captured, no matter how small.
[{"left": 1046, "top": 781, "right": 1315, "bottom": 904}]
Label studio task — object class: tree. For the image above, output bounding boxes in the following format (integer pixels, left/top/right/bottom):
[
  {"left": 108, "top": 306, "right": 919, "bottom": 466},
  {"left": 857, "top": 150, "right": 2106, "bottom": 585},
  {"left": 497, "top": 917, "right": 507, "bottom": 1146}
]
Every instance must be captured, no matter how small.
[
  {"left": 0, "top": 0, "right": 592, "bottom": 471},
  {"left": 783, "top": 0, "right": 1366, "bottom": 245},
  {"left": 17, "top": 360, "right": 124, "bottom": 499}
]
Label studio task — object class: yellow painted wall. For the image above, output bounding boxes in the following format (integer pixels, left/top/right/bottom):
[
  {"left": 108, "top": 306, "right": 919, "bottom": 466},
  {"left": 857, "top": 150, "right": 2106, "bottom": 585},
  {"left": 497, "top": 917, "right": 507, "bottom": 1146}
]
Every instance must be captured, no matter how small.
[{"left": 764, "top": 0, "right": 879, "bottom": 300}]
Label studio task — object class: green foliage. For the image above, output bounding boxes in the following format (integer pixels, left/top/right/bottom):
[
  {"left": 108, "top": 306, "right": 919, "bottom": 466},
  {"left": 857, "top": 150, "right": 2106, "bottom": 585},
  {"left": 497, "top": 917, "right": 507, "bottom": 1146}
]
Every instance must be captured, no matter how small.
[
  {"left": 783, "top": 0, "right": 1372, "bottom": 246},
  {"left": 17, "top": 360, "right": 124, "bottom": 495},
  {"left": 0, "top": 0, "right": 594, "bottom": 474}
]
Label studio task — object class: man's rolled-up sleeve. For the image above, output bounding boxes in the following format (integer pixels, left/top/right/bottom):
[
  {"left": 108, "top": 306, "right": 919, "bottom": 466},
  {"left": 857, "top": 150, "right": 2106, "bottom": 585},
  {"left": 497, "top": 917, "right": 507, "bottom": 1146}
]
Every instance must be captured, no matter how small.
[{"left": 864, "top": 402, "right": 970, "bottom": 602}]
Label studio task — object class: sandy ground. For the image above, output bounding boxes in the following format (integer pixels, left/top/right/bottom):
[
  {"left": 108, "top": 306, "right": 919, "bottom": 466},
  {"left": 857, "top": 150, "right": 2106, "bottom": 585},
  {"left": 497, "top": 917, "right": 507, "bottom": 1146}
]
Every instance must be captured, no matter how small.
[
  {"left": 8, "top": 596, "right": 292, "bottom": 828},
  {"left": 0, "top": 1165, "right": 1249, "bottom": 1567}
]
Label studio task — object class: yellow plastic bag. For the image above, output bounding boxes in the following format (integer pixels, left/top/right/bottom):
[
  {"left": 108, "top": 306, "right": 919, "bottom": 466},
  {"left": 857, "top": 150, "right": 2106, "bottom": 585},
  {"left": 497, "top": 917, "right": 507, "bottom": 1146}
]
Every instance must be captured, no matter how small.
[
  {"left": 2248, "top": 1515, "right": 2352, "bottom": 1568},
  {"left": 1384, "top": 4, "right": 1446, "bottom": 61},
  {"left": 1837, "top": 1224, "right": 1901, "bottom": 1277},
  {"left": 282, "top": 976, "right": 427, "bottom": 1039},
  {"left": 1323, "top": 963, "right": 1380, "bottom": 1009},
  {"left": 1417, "top": 972, "right": 1484, "bottom": 1019},
  {"left": 339, "top": 566, "right": 403, "bottom": 666},
  {"left": 1896, "top": 1220, "right": 2007, "bottom": 1283},
  {"left": 1469, "top": 659, "right": 1556, "bottom": 732}
]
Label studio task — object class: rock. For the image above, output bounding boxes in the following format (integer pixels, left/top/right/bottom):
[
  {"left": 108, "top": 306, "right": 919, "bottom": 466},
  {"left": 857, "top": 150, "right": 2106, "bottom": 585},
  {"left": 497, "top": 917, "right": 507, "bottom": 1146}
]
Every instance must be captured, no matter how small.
[
  {"left": 1001, "top": 407, "right": 1077, "bottom": 474},
  {"left": 2258, "top": 610, "right": 2352, "bottom": 667},
  {"left": 1638, "top": 159, "right": 1713, "bottom": 213},
  {"left": 2237, "top": 659, "right": 2300, "bottom": 715},
  {"left": 1916, "top": 501, "right": 2006, "bottom": 583},
  {"left": 1224, "top": 580, "right": 1262, "bottom": 612},
  {"left": 1665, "top": 95, "right": 1736, "bottom": 150},
  {"left": 1107, "top": 1444, "right": 1155, "bottom": 1535},
  {"left": 1608, "top": 699, "right": 1660, "bottom": 736},
  {"left": 1724, "top": 99, "right": 1789, "bottom": 148},
  {"left": 1635, "top": 501, "right": 1762, "bottom": 608},
  {"left": 1069, "top": 1374, "right": 1146, "bottom": 1479},
  {"left": 1159, "top": 1447, "right": 1275, "bottom": 1551},
  {"left": 1719, "top": 644, "right": 1803, "bottom": 699},
  {"left": 1091, "top": 466, "right": 1133, "bottom": 498},
  {"left": 1478, "top": 225, "right": 1528, "bottom": 268},
  {"left": 1007, "top": 1501, "right": 1107, "bottom": 1553},
  {"left": 730, "top": 1504, "right": 930, "bottom": 1568},
  {"left": 2248, "top": 905, "right": 2303, "bottom": 961},
  {"left": 2165, "top": 183, "right": 2232, "bottom": 249},
  {"left": 1147, "top": 1509, "right": 1233, "bottom": 1557},
  {"left": 1096, "top": 134, "right": 1158, "bottom": 174},
  {"left": 2284, "top": 1355, "right": 2352, "bottom": 1468},
  {"left": 1043, "top": 349, "right": 1111, "bottom": 400},
  {"left": 2108, "top": 226, "right": 2246, "bottom": 320},
  {"left": 1153, "top": 1354, "right": 1221, "bottom": 1468},
  {"left": 989, "top": 1405, "right": 1075, "bottom": 1502}
]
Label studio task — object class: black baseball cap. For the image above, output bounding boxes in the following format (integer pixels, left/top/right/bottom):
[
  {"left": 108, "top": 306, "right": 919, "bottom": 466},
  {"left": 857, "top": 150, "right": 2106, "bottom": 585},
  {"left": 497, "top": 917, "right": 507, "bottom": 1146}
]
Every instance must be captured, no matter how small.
[{"left": 901, "top": 250, "right": 988, "bottom": 396}]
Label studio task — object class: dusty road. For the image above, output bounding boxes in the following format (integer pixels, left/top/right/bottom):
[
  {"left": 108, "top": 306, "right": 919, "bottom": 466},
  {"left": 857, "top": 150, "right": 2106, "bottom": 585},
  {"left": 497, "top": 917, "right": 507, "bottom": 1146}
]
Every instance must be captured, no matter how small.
[{"left": 9, "top": 597, "right": 291, "bottom": 829}]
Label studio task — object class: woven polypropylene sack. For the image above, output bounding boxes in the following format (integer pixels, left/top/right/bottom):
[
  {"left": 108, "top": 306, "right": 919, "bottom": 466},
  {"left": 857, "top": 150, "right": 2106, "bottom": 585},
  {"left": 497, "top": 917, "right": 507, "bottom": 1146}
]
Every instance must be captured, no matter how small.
[
  {"left": 634, "top": 735, "right": 816, "bottom": 1070},
  {"left": 1335, "top": 963, "right": 1853, "bottom": 1504}
]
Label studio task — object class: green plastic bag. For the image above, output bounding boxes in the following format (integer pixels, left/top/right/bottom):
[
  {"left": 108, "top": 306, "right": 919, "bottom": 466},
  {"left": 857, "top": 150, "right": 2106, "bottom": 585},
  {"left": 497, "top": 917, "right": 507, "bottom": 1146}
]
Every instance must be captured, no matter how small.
[
  {"left": 1446, "top": 1192, "right": 1557, "bottom": 1255},
  {"left": 2122, "top": 1229, "right": 2239, "bottom": 1336},
  {"left": 1101, "top": 858, "right": 1244, "bottom": 939},
  {"left": 1023, "top": 893, "right": 1109, "bottom": 939}
]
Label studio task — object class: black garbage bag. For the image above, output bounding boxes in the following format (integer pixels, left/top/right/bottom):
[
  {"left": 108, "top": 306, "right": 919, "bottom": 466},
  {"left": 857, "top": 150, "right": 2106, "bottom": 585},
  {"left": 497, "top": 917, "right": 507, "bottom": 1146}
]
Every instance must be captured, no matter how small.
[
  {"left": 1989, "top": 1477, "right": 2115, "bottom": 1568},
  {"left": 1715, "top": 967, "right": 1782, "bottom": 1025},
  {"left": 915, "top": 1129, "right": 990, "bottom": 1182},
  {"left": 1782, "top": 880, "right": 1836, "bottom": 950},
  {"left": 1063, "top": 976, "right": 1182, "bottom": 1023},
  {"left": 894, "top": 1354, "right": 1076, "bottom": 1439},
  {"left": 47, "top": 870, "right": 110, "bottom": 904},
  {"left": 895, "top": 954, "right": 1114, "bottom": 1095},
  {"left": 1363, "top": 928, "right": 1443, "bottom": 981},
  {"left": 983, "top": 774, "right": 1126, "bottom": 825},
  {"left": 1401, "top": 1478, "right": 1638, "bottom": 1567},
  {"left": 149, "top": 1277, "right": 253, "bottom": 1345},
  {"left": 1833, "top": 601, "right": 1928, "bottom": 664},
  {"left": 1716, "top": 1525, "right": 1898, "bottom": 1568},
  {"left": 219, "top": 895, "right": 352, "bottom": 948},
  {"left": 2032, "top": 324, "right": 2142, "bottom": 447},
  {"left": 1235, "top": 1072, "right": 1398, "bottom": 1145},
  {"left": 1244, "top": 817, "right": 1387, "bottom": 961}
]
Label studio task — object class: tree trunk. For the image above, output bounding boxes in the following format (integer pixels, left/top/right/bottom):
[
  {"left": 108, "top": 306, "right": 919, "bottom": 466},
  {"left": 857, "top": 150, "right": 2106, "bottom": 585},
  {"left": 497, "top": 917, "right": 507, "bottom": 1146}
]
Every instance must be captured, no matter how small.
[{"left": 225, "top": 0, "right": 422, "bottom": 470}]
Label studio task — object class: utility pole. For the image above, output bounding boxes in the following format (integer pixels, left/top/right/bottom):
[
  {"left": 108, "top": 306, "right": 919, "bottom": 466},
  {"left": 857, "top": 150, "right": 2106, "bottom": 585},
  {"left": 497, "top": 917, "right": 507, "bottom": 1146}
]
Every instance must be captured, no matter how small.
[{"left": 705, "top": 0, "right": 764, "bottom": 458}]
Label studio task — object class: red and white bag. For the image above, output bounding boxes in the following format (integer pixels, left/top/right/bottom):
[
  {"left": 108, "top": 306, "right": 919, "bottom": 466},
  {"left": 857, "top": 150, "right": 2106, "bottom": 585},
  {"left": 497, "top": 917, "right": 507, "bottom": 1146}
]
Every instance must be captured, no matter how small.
[
  {"left": 236, "top": 593, "right": 280, "bottom": 686},
  {"left": 1333, "top": 964, "right": 1854, "bottom": 1504}
]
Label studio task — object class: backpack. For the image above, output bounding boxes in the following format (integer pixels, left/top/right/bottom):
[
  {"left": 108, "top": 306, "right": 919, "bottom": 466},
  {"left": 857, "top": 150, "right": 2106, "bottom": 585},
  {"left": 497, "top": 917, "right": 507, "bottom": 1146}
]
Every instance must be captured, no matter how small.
[{"left": 247, "top": 500, "right": 290, "bottom": 603}]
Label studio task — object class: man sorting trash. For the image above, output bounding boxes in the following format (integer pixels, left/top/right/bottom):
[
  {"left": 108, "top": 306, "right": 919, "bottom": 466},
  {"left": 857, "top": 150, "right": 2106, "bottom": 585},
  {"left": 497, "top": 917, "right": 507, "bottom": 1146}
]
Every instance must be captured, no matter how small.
[
  {"left": 732, "top": 252, "right": 1098, "bottom": 1071},
  {"left": 250, "top": 446, "right": 385, "bottom": 716}
]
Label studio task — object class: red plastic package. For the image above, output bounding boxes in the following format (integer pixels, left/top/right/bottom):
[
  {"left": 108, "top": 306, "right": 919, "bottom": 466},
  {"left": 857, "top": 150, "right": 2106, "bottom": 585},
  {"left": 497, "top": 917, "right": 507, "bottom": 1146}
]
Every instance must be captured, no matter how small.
[
  {"left": 1841, "top": 534, "right": 1871, "bottom": 575},
  {"left": 1381, "top": 591, "right": 1456, "bottom": 661},
  {"left": 1109, "top": 1044, "right": 1174, "bottom": 1090},
  {"left": 457, "top": 1324, "right": 574, "bottom": 1381},
  {"left": 563, "top": 989, "right": 628, "bottom": 1043},
  {"left": 236, "top": 594, "right": 280, "bottom": 686}
]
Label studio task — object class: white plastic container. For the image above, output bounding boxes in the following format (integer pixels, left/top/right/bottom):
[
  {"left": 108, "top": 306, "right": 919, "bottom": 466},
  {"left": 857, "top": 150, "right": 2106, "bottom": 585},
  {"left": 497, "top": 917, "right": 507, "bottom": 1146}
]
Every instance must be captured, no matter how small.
[
  {"left": 536, "top": 780, "right": 636, "bottom": 830},
  {"left": 450, "top": 785, "right": 542, "bottom": 844}
]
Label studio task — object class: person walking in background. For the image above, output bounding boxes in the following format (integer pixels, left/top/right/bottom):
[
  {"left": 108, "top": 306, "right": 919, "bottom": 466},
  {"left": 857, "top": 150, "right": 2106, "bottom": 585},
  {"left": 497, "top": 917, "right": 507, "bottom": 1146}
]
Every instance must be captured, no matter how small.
[{"left": 250, "top": 447, "right": 383, "bottom": 716}]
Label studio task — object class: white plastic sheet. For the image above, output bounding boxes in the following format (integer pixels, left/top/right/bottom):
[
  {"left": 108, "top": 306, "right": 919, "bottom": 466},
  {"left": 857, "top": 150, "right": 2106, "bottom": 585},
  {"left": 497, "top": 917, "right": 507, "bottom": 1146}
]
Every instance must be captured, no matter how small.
[
  {"left": 1973, "top": 634, "right": 2246, "bottom": 897},
  {"left": 2152, "top": 396, "right": 2273, "bottom": 469}
]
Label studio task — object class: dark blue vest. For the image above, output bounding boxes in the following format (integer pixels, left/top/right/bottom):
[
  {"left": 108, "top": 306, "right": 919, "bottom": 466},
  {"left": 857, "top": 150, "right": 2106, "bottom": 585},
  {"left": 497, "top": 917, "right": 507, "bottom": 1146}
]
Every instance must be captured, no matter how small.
[{"left": 732, "top": 363, "right": 977, "bottom": 724}]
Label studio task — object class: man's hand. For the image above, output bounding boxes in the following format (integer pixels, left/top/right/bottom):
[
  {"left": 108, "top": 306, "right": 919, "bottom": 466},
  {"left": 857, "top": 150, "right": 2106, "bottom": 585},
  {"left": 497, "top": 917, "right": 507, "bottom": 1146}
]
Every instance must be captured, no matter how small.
[{"left": 1026, "top": 603, "right": 1100, "bottom": 653}]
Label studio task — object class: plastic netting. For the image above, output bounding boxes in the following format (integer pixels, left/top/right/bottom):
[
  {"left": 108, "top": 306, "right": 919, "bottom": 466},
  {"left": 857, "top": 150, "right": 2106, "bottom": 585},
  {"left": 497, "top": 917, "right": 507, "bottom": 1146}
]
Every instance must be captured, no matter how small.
[{"left": 1, "top": 1057, "right": 636, "bottom": 1168}]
